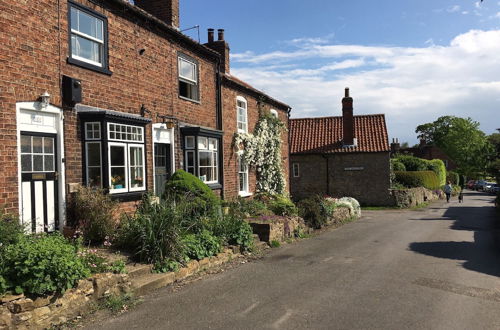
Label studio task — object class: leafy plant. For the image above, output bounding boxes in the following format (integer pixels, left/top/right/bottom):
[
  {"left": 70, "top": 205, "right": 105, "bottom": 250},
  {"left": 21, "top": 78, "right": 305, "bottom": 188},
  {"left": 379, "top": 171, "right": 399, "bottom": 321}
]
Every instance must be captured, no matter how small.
[
  {"left": 1, "top": 233, "right": 90, "bottom": 295},
  {"left": 182, "top": 230, "right": 222, "bottom": 261},
  {"left": 394, "top": 171, "right": 440, "bottom": 190},
  {"left": 100, "top": 293, "right": 138, "bottom": 314},
  {"left": 78, "top": 249, "right": 126, "bottom": 274},
  {"left": 224, "top": 197, "right": 271, "bottom": 218},
  {"left": 114, "top": 196, "right": 184, "bottom": 267},
  {"left": 208, "top": 212, "right": 254, "bottom": 252},
  {"left": 270, "top": 240, "right": 281, "bottom": 248},
  {"left": 297, "top": 195, "right": 327, "bottom": 229},
  {"left": 266, "top": 195, "right": 298, "bottom": 216},
  {"left": 152, "top": 259, "right": 180, "bottom": 273},
  {"left": 0, "top": 211, "right": 24, "bottom": 251},
  {"left": 390, "top": 158, "right": 406, "bottom": 172},
  {"left": 69, "top": 186, "right": 117, "bottom": 245},
  {"left": 320, "top": 197, "right": 337, "bottom": 218}
]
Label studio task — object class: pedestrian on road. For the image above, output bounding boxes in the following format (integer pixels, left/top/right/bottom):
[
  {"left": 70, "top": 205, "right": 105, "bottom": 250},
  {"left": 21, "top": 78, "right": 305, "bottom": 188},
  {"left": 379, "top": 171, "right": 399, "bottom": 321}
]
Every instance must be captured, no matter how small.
[
  {"left": 444, "top": 181, "right": 452, "bottom": 203},
  {"left": 458, "top": 186, "right": 464, "bottom": 203}
]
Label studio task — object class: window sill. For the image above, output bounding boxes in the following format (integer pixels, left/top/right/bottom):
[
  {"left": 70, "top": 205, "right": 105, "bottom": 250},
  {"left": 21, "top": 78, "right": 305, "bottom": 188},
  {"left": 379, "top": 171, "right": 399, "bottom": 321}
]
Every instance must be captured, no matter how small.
[
  {"left": 207, "top": 183, "right": 222, "bottom": 190},
  {"left": 179, "top": 95, "right": 201, "bottom": 104},
  {"left": 67, "top": 57, "right": 112, "bottom": 76},
  {"left": 238, "top": 191, "right": 253, "bottom": 198},
  {"left": 109, "top": 191, "right": 146, "bottom": 202}
]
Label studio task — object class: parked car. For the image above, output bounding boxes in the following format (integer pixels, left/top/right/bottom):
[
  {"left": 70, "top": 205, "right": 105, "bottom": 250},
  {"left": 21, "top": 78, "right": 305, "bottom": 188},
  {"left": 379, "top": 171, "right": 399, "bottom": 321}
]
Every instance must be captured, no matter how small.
[
  {"left": 486, "top": 183, "right": 499, "bottom": 194},
  {"left": 474, "top": 180, "right": 487, "bottom": 191}
]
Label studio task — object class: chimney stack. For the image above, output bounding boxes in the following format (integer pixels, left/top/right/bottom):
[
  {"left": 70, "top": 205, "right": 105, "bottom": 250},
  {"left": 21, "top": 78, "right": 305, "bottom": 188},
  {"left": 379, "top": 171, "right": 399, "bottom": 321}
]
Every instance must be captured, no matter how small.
[
  {"left": 135, "top": 0, "right": 179, "bottom": 29},
  {"left": 204, "top": 28, "right": 230, "bottom": 73},
  {"left": 342, "top": 87, "right": 355, "bottom": 146},
  {"left": 390, "top": 138, "right": 401, "bottom": 153}
]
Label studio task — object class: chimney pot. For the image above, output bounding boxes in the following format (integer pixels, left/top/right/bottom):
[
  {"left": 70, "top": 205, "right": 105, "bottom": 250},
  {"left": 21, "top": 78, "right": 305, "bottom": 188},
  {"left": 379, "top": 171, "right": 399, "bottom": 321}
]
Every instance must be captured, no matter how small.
[
  {"left": 207, "top": 28, "right": 214, "bottom": 43},
  {"left": 345, "top": 87, "right": 349, "bottom": 97},
  {"left": 217, "top": 29, "right": 225, "bottom": 41},
  {"left": 342, "top": 88, "right": 355, "bottom": 146}
]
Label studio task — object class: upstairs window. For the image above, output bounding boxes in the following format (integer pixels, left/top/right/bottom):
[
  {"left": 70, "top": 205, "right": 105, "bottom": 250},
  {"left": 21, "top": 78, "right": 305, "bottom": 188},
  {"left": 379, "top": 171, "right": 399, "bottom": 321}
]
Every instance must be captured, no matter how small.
[
  {"left": 270, "top": 109, "right": 278, "bottom": 118},
  {"left": 68, "top": 2, "right": 109, "bottom": 74},
  {"left": 236, "top": 96, "right": 248, "bottom": 133},
  {"left": 178, "top": 54, "right": 199, "bottom": 101}
]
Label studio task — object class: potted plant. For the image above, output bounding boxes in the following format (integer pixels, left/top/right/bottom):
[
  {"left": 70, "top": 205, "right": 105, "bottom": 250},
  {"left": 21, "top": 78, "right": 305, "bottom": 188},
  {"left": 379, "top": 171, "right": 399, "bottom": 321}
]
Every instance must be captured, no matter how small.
[{"left": 111, "top": 175, "right": 124, "bottom": 189}]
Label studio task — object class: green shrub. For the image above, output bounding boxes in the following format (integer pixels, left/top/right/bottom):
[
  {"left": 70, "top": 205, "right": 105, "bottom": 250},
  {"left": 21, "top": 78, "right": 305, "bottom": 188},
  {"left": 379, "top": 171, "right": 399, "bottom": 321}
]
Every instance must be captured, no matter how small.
[
  {"left": 182, "top": 230, "right": 222, "bottom": 260},
  {"left": 395, "top": 155, "right": 429, "bottom": 171},
  {"left": 394, "top": 171, "right": 440, "bottom": 190},
  {"left": 390, "top": 158, "right": 406, "bottom": 172},
  {"left": 223, "top": 197, "right": 271, "bottom": 218},
  {"left": 164, "top": 170, "right": 221, "bottom": 217},
  {"left": 70, "top": 186, "right": 117, "bottom": 245},
  {"left": 320, "top": 197, "right": 337, "bottom": 217},
  {"left": 114, "top": 196, "right": 184, "bottom": 268},
  {"left": 208, "top": 213, "right": 254, "bottom": 252},
  {"left": 297, "top": 195, "right": 327, "bottom": 229},
  {"left": 427, "top": 159, "right": 446, "bottom": 186},
  {"left": 1, "top": 233, "right": 90, "bottom": 295},
  {"left": 0, "top": 275, "right": 7, "bottom": 295},
  {"left": 0, "top": 213, "right": 24, "bottom": 251},
  {"left": 270, "top": 240, "right": 281, "bottom": 248},
  {"left": 266, "top": 195, "right": 298, "bottom": 216},
  {"left": 447, "top": 171, "right": 460, "bottom": 185},
  {"left": 78, "top": 249, "right": 126, "bottom": 274}
]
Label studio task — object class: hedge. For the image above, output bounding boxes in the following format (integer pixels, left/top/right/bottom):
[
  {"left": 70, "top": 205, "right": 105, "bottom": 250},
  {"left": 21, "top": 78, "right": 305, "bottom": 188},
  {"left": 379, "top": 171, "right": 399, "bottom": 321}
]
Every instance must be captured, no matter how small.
[
  {"left": 395, "top": 155, "right": 429, "bottom": 171},
  {"left": 394, "top": 171, "right": 441, "bottom": 190},
  {"left": 390, "top": 158, "right": 406, "bottom": 172},
  {"left": 427, "top": 159, "right": 447, "bottom": 186},
  {"left": 447, "top": 171, "right": 460, "bottom": 185}
]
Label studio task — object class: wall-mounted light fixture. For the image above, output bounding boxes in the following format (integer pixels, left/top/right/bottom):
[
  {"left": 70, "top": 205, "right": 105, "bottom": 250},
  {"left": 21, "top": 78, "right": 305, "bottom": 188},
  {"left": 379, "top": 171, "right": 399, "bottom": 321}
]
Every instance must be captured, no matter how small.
[
  {"left": 140, "top": 104, "right": 151, "bottom": 117},
  {"left": 40, "top": 91, "right": 50, "bottom": 108},
  {"left": 157, "top": 114, "right": 177, "bottom": 129}
]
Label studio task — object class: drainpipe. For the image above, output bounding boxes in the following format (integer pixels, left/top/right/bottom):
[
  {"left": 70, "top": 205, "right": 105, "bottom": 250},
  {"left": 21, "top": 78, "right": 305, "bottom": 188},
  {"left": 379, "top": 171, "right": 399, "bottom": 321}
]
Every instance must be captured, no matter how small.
[
  {"left": 287, "top": 107, "right": 291, "bottom": 193},
  {"left": 215, "top": 57, "right": 224, "bottom": 199},
  {"left": 322, "top": 154, "right": 330, "bottom": 195}
]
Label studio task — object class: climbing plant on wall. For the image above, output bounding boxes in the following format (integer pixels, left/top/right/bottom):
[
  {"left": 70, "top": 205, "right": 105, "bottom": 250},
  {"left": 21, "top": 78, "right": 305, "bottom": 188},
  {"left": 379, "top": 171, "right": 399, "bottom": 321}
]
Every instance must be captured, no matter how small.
[{"left": 233, "top": 112, "right": 287, "bottom": 194}]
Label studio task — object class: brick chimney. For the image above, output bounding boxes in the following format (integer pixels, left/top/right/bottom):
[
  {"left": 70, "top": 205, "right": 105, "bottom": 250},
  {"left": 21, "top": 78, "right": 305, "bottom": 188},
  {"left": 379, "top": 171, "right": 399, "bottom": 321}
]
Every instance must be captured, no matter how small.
[
  {"left": 204, "top": 28, "right": 230, "bottom": 73},
  {"left": 134, "top": 0, "right": 179, "bottom": 29},
  {"left": 342, "top": 87, "right": 355, "bottom": 146},
  {"left": 390, "top": 138, "right": 401, "bottom": 153}
]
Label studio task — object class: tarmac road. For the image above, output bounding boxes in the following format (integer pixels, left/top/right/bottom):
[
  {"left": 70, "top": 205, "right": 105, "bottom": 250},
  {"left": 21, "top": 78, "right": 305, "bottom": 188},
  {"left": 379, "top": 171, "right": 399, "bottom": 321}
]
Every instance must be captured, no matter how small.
[{"left": 85, "top": 190, "right": 500, "bottom": 330}]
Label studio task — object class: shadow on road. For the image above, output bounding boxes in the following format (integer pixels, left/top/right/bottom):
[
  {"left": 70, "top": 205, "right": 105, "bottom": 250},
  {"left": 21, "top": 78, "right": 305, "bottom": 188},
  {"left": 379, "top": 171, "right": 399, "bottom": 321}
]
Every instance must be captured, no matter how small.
[{"left": 409, "top": 198, "right": 500, "bottom": 277}]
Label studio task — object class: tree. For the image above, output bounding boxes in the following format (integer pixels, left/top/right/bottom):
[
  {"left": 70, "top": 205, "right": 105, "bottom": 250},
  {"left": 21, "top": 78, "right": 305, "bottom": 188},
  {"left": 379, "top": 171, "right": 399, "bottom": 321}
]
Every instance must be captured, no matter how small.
[
  {"left": 415, "top": 116, "right": 492, "bottom": 177},
  {"left": 487, "top": 133, "right": 500, "bottom": 182}
]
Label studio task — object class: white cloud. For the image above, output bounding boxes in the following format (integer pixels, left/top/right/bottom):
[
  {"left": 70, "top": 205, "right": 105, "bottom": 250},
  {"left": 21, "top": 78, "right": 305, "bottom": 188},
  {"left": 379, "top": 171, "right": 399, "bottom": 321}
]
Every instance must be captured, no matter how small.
[
  {"left": 231, "top": 30, "right": 500, "bottom": 143},
  {"left": 447, "top": 5, "right": 461, "bottom": 13}
]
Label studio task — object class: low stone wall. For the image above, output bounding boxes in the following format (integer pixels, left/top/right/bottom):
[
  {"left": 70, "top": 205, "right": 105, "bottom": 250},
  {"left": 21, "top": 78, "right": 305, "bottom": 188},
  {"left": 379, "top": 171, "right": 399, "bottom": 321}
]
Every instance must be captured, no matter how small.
[
  {"left": 247, "top": 216, "right": 306, "bottom": 243},
  {"left": 389, "top": 187, "right": 441, "bottom": 208},
  {"left": 327, "top": 206, "right": 352, "bottom": 224},
  {"left": 0, "top": 273, "right": 130, "bottom": 329}
]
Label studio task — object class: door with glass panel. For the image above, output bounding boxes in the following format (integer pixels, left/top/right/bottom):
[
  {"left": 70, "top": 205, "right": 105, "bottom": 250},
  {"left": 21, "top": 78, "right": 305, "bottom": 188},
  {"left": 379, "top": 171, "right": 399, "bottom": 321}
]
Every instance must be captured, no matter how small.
[
  {"left": 154, "top": 143, "right": 171, "bottom": 196},
  {"left": 20, "top": 133, "right": 58, "bottom": 233}
]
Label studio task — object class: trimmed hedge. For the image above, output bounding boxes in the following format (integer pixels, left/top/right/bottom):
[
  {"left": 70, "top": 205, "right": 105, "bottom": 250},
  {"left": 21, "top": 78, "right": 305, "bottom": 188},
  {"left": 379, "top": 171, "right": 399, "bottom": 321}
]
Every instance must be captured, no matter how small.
[
  {"left": 394, "top": 171, "right": 441, "bottom": 190},
  {"left": 391, "top": 158, "right": 406, "bottom": 172},
  {"left": 447, "top": 171, "right": 460, "bottom": 185},
  {"left": 395, "top": 155, "right": 429, "bottom": 171},
  {"left": 427, "top": 159, "right": 446, "bottom": 186}
]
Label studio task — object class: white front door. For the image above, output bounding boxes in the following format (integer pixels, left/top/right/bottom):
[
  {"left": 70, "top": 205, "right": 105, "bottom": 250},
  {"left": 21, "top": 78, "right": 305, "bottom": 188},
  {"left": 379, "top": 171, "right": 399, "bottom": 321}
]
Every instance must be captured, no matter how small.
[{"left": 17, "top": 102, "right": 65, "bottom": 233}]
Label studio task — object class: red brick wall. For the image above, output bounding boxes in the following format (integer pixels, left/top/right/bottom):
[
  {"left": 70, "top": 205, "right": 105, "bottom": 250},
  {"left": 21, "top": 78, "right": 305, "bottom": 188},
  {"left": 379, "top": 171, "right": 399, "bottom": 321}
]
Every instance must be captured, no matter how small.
[
  {"left": 0, "top": 0, "right": 218, "bottom": 216},
  {"left": 221, "top": 85, "right": 290, "bottom": 198}
]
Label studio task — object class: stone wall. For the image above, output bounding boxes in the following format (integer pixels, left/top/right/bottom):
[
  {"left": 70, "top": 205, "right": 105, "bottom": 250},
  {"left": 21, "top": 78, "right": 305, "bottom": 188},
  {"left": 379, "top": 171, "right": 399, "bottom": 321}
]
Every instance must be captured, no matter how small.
[
  {"left": 389, "top": 187, "right": 441, "bottom": 208},
  {"left": 290, "top": 152, "right": 392, "bottom": 205},
  {"left": 247, "top": 216, "right": 306, "bottom": 243},
  {"left": 0, "top": 273, "right": 130, "bottom": 329}
]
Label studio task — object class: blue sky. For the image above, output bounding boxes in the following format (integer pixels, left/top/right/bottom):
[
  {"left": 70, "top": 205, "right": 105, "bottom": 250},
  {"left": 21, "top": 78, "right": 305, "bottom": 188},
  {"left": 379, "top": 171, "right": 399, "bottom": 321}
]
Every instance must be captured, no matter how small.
[{"left": 181, "top": 1, "right": 500, "bottom": 144}]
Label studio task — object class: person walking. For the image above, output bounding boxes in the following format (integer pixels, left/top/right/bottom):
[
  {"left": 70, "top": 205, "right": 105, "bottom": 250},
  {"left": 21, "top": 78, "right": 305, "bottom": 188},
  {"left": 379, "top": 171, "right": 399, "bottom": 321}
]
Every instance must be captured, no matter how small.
[
  {"left": 458, "top": 186, "right": 464, "bottom": 203},
  {"left": 444, "top": 181, "right": 452, "bottom": 203}
]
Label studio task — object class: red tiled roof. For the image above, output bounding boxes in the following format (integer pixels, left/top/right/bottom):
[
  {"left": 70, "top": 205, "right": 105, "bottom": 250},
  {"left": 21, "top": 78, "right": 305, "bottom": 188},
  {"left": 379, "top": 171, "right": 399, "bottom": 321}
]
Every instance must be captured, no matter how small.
[{"left": 290, "top": 114, "right": 390, "bottom": 154}]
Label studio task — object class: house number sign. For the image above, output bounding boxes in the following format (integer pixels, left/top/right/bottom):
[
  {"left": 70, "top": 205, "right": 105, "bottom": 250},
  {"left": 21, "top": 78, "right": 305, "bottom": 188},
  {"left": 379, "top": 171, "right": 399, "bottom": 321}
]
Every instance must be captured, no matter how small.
[{"left": 344, "top": 167, "right": 364, "bottom": 171}]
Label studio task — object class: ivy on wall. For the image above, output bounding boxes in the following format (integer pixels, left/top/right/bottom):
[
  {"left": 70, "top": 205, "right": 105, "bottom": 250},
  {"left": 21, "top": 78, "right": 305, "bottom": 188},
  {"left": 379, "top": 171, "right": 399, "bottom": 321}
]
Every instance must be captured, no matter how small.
[{"left": 233, "top": 113, "right": 287, "bottom": 194}]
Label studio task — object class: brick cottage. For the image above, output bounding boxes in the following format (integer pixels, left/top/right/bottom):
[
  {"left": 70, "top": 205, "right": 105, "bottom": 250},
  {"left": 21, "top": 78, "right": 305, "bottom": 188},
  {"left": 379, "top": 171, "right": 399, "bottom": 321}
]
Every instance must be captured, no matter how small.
[
  {"left": 0, "top": 0, "right": 290, "bottom": 233},
  {"left": 289, "top": 88, "right": 392, "bottom": 206}
]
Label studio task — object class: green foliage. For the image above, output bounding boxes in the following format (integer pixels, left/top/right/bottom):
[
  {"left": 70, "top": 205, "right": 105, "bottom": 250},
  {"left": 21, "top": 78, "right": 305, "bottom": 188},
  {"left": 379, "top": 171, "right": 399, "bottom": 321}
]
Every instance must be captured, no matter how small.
[
  {"left": 182, "top": 230, "right": 222, "bottom": 260},
  {"left": 0, "top": 275, "right": 7, "bottom": 295},
  {"left": 209, "top": 213, "right": 254, "bottom": 252},
  {"left": 165, "top": 170, "right": 220, "bottom": 209},
  {"left": 394, "top": 155, "right": 429, "bottom": 171},
  {"left": 0, "top": 212, "right": 24, "bottom": 251},
  {"left": 416, "top": 116, "right": 492, "bottom": 177},
  {"left": 447, "top": 171, "right": 460, "bottom": 185},
  {"left": 270, "top": 240, "right": 281, "bottom": 248},
  {"left": 427, "top": 159, "right": 447, "bottom": 186},
  {"left": 487, "top": 133, "right": 500, "bottom": 182},
  {"left": 153, "top": 259, "right": 180, "bottom": 273},
  {"left": 320, "top": 197, "right": 337, "bottom": 218},
  {"left": 78, "top": 249, "right": 126, "bottom": 274},
  {"left": 70, "top": 186, "right": 117, "bottom": 245},
  {"left": 394, "top": 171, "right": 440, "bottom": 190},
  {"left": 264, "top": 195, "right": 298, "bottom": 216},
  {"left": 223, "top": 197, "right": 272, "bottom": 218},
  {"left": 297, "top": 195, "right": 327, "bottom": 229},
  {"left": 114, "top": 196, "right": 184, "bottom": 267},
  {"left": 100, "top": 293, "right": 138, "bottom": 314},
  {"left": 390, "top": 158, "right": 406, "bottom": 172},
  {"left": 1, "top": 233, "right": 90, "bottom": 295}
]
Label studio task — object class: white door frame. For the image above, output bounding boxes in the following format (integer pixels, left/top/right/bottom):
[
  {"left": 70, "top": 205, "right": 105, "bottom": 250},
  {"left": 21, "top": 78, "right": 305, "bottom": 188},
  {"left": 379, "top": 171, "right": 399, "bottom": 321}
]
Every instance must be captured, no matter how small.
[
  {"left": 152, "top": 123, "right": 175, "bottom": 195},
  {"left": 16, "top": 102, "right": 66, "bottom": 231}
]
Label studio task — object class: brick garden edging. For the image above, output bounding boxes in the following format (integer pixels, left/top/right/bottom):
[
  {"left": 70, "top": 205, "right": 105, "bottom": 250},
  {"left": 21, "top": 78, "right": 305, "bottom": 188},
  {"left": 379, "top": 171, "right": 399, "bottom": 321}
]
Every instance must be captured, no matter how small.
[{"left": 0, "top": 247, "right": 241, "bottom": 329}]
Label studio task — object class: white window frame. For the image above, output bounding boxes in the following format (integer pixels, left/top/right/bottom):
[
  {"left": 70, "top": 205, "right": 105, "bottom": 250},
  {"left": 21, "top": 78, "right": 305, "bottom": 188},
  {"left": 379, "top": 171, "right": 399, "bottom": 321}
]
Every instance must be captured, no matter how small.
[
  {"left": 85, "top": 141, "right": 102, "bottom": 188},
  {"left": 69, "top": 6, "right": 105, "bottom": 67},
  {"left": 128, "top": 144, "right": 146, "bottom": 192},
  {"left": 178, "top": 57, "right": 197, "bottom": 83},
  {"left": 85, "top": 122, "right": 101, "bottom": 140},
  {"left": 198, "top": 138, "right": 218, "bottom": 184},
  {"left": 107, "top": 122, "right": 144, "bottom": 142},
  {"left": 108, "top": 142, "right": 128, "bottom": 194},
  {"left": 270, "top": 109, "right": 278, "bottom": 118},
  {"left": 184, "top": 135, "right": 219, "bottom": 184},
  {"left": 238, "top": 156, "right": 250, "bottom": 196},
  {"left": 236, "top": 96, "right": 248, "bottom": 133},
  {"left": 293, "top": 163, "right": 300, "bottom": 178},
  {"left": 178, "top": 55, "right": 199, "bottom": 101}
]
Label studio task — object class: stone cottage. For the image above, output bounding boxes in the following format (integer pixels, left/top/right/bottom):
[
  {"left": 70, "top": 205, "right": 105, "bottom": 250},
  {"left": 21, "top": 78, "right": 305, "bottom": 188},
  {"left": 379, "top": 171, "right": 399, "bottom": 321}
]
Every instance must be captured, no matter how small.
[
  {"left": 289, "top": 88, "right": 392, "bottom": 206},
  {"left": 0, "top": 0, "right": 290, "bottom": 233}
]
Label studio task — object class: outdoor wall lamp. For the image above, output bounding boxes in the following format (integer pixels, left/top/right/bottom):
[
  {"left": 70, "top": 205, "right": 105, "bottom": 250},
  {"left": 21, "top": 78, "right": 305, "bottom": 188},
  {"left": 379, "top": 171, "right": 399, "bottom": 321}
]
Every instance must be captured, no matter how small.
[
  {"left": 140, "top": 104, "right": 151, "bottom": 117},
  {"left": 157, "top": 114, "right": 177, "bottom": 129},
  {"left": 40, "top": 91, "right": 50, "bottom": 108}
]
